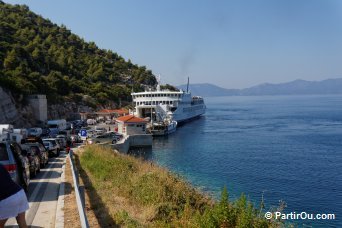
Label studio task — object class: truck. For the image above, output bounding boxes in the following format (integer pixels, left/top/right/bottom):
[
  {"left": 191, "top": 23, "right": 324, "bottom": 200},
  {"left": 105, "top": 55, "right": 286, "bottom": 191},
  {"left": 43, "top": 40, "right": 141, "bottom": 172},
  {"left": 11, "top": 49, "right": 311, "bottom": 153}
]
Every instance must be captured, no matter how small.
[
  {"left": 0, "top": 125, "right": 26, "bottom": 144},
  {"left": 0, "top": 124, "right": 13, "bottom": 142},
  {"left": 47, "top": 119, "right": 67, "bottom": 132},
  {"left": 11, "top": 129, "right": 28, "bottom": 144}
]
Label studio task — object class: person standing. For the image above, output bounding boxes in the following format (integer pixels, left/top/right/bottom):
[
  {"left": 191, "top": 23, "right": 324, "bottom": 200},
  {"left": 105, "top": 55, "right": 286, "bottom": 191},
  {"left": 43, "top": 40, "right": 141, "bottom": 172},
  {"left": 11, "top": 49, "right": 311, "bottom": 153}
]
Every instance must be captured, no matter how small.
[{"left": 0, "top": 164, "right": 29, "bottom": 228}]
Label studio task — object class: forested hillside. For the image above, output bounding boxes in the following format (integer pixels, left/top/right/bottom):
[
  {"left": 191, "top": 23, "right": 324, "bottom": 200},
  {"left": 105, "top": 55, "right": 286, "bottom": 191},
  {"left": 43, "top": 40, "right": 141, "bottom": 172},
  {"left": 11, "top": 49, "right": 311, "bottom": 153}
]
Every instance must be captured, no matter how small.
[{"left": 0, "top": 1, "right": 156, "bottom": 106}]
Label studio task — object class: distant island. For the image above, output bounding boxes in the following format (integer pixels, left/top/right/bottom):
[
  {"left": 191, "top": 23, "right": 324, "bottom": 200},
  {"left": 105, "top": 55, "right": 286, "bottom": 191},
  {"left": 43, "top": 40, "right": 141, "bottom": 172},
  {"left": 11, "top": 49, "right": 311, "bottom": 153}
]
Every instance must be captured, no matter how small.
[{"left": 178, "top": 78, "right": 342, "bottom": 97}]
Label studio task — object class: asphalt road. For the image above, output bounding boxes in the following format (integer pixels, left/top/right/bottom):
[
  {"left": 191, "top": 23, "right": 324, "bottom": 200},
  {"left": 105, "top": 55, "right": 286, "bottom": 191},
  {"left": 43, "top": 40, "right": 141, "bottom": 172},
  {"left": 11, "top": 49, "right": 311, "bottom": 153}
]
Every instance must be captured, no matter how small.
[{"left": 5, "top": 152, "right": 66, "bottom": 228}]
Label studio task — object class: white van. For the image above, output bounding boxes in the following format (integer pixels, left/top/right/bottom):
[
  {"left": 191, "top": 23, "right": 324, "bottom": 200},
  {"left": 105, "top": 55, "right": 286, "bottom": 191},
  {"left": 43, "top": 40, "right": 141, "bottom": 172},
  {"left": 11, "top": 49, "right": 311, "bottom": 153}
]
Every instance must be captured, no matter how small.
[
  {"left": 47, "top": 119, "right": 67, "bottom": 131},
  {"left": 87, "top": 119, "right": 96, "bottom": 125}
]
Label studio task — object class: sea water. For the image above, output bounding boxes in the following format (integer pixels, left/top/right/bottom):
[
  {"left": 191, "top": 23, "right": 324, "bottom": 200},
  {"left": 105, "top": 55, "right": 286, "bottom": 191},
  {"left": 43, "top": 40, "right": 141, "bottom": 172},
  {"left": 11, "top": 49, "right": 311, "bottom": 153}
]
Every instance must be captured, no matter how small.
[{"left": 143, "top": 95, "right": 342, "bottom": 227}]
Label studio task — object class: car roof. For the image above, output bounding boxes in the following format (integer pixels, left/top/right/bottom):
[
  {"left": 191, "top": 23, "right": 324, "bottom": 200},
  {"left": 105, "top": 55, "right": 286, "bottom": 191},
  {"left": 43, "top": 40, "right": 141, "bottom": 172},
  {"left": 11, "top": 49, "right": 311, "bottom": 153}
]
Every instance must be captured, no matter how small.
[
  {"left": 23, "top": 142, "right": 41, "bottom": 146},
  {"left": 43, "top": 138, "right": 58, "bottom": 141}
]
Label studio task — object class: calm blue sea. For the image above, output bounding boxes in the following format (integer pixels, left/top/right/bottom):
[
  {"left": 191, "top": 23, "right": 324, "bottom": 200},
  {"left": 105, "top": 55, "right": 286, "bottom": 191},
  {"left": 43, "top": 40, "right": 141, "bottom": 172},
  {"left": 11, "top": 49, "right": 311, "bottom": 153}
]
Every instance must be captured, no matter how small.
[{"left": 140, "top": 95, "right": 342, "bottom": 227}]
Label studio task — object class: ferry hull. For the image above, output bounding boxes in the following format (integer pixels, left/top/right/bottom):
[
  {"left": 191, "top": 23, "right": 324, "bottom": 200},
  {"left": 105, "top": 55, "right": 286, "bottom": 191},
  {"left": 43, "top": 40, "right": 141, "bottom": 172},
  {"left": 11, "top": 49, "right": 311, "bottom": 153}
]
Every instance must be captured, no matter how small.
[{"left": 176, "top": 114, "right": 203, "bottom": 125}]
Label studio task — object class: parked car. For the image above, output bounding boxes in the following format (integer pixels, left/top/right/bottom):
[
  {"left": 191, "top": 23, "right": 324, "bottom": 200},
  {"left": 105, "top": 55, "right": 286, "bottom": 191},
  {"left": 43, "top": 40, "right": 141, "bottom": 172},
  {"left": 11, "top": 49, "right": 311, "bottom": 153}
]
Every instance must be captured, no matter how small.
[
  {"left": 87, "top": 131, "right": 123, "bottom": 145},
  {"left": 23, "top": 147, "right": 40, "bottom": 177},
  {"left": 41, "top": 128, "right": 50, "bottom": 137},
  {"left": 28, "top": 128, "right": 42, "bottom": 137},
  {"left": 43, "top": 139, "right": 60, "bottom": 157},
  {"left": 0, "top": 141, "right": 30, "bottom": 192},
  {"left": 24, "top": 143, "right": 49, "bottom": 168},
  {"left": 108, "top": 131, "right": 123, "bottom": 141},
  {"left": 55, "top": 138, "right": 65, "bottom": 150},
  {"left": 71, "top": 134, "right": 82, "bottom": 144},
  {"left": 56, "top": 135, "right": 67, "bottom": 148},
  {"left": 105, "top": 119, "right": 113, "bottom": 124},
  {"left": 87, "top": 119, "right": 96, "bottom": 125},
  {"left": 49, "top": 128, "right": 59, "bottom": 138}
]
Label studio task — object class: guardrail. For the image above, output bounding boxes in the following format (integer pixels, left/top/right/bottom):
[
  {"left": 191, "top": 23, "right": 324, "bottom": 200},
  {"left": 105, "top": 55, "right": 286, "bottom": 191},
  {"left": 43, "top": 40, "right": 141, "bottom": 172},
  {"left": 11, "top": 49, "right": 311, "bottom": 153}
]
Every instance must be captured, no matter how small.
[{"left": 69, "top": 150, "right": 89, "bottom": 228}]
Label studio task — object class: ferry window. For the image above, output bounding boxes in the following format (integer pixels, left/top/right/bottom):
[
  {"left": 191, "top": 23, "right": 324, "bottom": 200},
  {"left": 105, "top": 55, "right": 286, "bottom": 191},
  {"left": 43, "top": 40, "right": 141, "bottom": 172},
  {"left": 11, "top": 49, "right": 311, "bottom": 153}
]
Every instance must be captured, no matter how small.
[{"left": 170, "top": 101, "right": 173, "bottom": 105}]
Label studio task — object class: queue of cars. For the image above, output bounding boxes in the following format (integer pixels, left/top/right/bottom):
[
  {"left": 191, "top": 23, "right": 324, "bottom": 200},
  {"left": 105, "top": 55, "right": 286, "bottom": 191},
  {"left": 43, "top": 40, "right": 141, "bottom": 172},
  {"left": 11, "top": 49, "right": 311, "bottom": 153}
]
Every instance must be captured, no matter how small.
[
  {"left": 1, "top": 118, "right": 121, "bottom": 193},
  {"left": 0, "top": 134, "right": 72, "bottom": 192}
]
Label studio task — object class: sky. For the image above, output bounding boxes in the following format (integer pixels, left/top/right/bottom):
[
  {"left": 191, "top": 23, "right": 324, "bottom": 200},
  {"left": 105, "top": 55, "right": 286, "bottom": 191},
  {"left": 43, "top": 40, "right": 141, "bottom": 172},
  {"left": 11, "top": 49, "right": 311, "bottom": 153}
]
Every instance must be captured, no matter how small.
[{"left": 5, "top": 0, "right": 342, "bottom": 89}]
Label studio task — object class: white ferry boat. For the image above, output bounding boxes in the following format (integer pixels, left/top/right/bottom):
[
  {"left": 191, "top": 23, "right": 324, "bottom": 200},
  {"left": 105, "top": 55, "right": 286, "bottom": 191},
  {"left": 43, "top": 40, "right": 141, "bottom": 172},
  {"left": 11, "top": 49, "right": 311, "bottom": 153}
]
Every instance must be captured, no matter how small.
[{"left": 131, "top": 79, "right": 206, "bottom": 124}]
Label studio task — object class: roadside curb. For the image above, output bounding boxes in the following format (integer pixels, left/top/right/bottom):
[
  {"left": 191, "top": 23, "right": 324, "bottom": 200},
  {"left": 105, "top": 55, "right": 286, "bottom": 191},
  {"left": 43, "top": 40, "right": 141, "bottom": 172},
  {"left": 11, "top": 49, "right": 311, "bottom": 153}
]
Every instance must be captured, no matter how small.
[{"left": 55, "top": 154, "right": 66, "bottom": 228}]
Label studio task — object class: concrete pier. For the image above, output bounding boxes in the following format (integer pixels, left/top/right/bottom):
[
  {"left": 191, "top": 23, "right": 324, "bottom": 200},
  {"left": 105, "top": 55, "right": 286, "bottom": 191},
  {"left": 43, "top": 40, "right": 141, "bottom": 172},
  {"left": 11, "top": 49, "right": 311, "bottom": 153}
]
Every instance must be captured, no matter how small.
[{"left": 112, "top": 134, "right": 152, "bottom": 153}]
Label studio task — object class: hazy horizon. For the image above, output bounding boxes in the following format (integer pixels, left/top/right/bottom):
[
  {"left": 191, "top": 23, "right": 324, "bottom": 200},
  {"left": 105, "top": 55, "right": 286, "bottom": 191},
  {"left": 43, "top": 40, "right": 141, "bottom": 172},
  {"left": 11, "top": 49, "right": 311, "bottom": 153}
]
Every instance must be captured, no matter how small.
[
  {"left": 179, "top": 77, "right": 342, "bottom": 89},
  {"left": 5, "top": 0, "right": 342, "bottom": 89}
]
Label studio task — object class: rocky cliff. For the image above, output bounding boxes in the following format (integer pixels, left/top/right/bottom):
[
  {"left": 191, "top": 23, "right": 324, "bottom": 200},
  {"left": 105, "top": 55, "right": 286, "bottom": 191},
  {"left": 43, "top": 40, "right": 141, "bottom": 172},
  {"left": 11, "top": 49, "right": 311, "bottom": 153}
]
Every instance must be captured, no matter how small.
[
  {"left": 0, "top": 87, "right": 36, "bottom": 127},
  {"left": 0, "top": 87, "right": 94, "bottom": 128}
]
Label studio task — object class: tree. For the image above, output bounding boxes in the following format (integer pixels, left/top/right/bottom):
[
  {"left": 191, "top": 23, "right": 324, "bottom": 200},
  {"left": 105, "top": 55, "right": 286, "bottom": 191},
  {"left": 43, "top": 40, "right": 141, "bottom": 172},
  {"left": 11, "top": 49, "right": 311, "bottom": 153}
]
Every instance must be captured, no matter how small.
[
  {"left": 0, "top": 1, "right": 157, "bottom": 105},
  {"left": 3, "top": 49, "right": 18, "bottom": 69}
]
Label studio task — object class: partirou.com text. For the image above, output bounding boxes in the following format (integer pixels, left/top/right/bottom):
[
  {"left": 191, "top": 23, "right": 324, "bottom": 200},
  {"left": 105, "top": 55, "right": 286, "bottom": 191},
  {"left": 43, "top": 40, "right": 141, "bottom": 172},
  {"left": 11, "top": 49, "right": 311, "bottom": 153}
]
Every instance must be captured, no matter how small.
[{"left": 264, "top": 211, "right": 336, "bottom": 220}]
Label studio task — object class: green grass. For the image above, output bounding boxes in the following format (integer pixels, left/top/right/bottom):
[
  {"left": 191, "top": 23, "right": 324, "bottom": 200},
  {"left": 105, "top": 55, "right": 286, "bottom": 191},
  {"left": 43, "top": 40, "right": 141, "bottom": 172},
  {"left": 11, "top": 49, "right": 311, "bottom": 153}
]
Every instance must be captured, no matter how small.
[{"left": 78, "top": 145, "right": 281, "bottom": 227}]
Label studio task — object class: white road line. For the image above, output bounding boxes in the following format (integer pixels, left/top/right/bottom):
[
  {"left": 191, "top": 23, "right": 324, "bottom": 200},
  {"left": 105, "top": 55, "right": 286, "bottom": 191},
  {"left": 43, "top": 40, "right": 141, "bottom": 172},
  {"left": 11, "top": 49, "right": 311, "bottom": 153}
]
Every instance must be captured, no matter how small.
[{"left": 5, "top": 153, "right": 66, "bottom": 227}]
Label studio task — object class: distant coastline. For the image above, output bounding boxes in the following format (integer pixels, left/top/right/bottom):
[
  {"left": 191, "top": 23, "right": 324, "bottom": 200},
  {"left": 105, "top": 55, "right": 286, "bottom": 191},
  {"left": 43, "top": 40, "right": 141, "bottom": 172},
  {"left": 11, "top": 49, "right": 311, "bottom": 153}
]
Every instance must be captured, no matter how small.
[{"left": 178, "top": 78, "right": 342, "bottom": 97}]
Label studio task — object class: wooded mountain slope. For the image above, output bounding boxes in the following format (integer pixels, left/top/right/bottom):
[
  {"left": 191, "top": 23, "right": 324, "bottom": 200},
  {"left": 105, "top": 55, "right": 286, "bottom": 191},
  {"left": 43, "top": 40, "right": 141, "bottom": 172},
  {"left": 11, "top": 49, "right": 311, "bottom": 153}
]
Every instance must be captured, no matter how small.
[{"left": 0, "top": 1, "right": 156, "bottom": 106}]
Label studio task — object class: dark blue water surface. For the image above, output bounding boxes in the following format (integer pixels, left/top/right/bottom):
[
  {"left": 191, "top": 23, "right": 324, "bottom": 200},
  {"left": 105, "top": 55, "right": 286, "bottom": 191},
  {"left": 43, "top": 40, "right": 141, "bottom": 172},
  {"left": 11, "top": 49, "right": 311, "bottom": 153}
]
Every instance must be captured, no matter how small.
[{"left": 141, "top": 95, "right": 342, "bottom": 227}]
